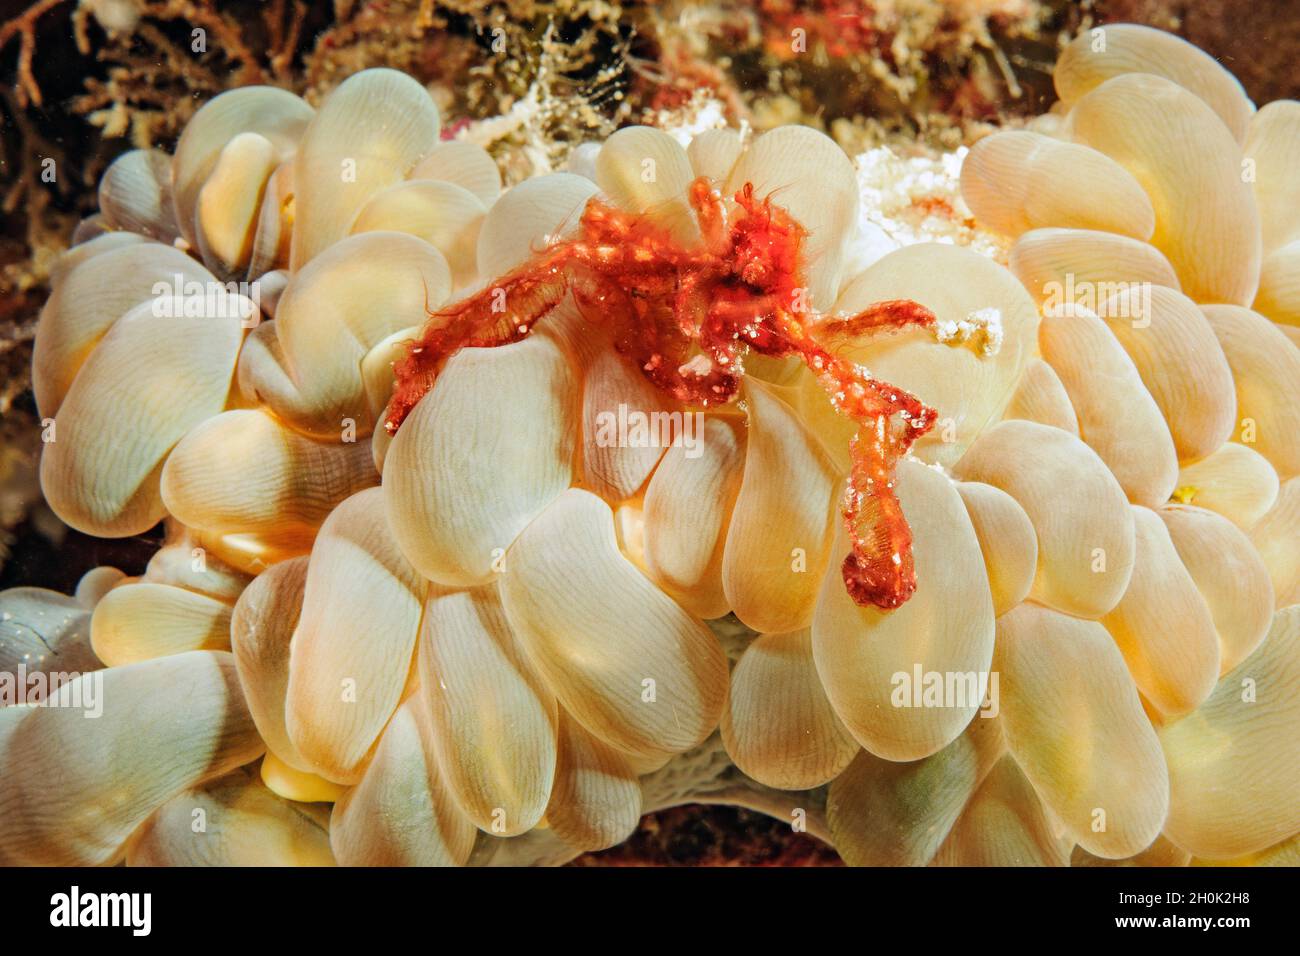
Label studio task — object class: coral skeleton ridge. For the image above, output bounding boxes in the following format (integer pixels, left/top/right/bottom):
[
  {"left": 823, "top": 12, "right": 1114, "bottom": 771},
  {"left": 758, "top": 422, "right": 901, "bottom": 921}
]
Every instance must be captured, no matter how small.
[{"left": 0, "top": 21, "right": 1298, "bottom": 869}]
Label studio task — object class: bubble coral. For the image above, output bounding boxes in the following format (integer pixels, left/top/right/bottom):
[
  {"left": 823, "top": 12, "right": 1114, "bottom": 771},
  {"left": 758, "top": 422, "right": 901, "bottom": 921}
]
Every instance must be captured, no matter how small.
[{"left": 1, "top": 23, "right": 1298, "bottom": 868}]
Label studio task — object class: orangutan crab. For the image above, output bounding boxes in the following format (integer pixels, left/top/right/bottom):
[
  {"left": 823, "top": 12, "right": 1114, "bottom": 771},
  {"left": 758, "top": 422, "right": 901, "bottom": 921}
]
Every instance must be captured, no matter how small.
[{"left": 386, "top": 175, "right": 945, "bottom": 610}]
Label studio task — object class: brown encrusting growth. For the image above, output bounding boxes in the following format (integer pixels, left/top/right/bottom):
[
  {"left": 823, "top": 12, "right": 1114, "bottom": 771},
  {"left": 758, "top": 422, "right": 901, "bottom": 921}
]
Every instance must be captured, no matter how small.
[{"left": 389, "top": 177, "right": 938, "bottom": 609}]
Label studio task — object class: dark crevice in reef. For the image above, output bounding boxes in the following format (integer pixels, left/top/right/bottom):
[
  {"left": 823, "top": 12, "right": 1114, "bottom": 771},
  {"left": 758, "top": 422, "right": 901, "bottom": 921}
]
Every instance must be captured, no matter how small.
[
  {"left": 572, "top": 805, "right": 842, "bottom": 867},
  {"left": 0, "top": 518, "right": 160, "bottom": 593}
]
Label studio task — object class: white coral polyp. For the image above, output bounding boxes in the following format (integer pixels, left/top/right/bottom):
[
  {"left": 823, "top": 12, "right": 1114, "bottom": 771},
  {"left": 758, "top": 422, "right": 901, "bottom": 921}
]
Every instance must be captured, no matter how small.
[{"left": 1, "top": 23, "right": 1298, "bottom": 868}]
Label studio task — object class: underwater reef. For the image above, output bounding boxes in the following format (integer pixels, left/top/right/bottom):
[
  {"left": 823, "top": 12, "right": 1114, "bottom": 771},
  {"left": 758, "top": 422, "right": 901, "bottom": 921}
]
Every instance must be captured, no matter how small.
[{"left": 0, "top": 2, "right": 1298, "bottom": 867}]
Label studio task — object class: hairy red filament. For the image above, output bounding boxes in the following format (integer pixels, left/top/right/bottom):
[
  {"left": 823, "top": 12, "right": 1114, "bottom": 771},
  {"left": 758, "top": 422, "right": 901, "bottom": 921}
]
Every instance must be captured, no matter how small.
[{"left": 387, "top": 177, "right": 938, "bottom": 610}]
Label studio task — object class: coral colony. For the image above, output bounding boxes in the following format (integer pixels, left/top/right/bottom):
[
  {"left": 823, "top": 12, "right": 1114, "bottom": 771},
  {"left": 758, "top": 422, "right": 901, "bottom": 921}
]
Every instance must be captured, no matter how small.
[{"left": 0, "top": 20, "right": 1297, "bottom": 870}]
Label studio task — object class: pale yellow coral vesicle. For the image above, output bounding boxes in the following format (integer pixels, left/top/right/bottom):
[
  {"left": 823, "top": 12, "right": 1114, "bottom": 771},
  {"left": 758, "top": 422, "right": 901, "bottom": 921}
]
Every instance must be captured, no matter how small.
[
  {"left": 931, "top": 755, "right": 1073, "bottom": 867},
  {"left": 1243, "top": 100, "right": 1300, "bottom": 252},
  {"left": 172, "top": 85, "right": 314, "bottom": 257},
  {"left": 808, "top": 242, "right": 1039, "bottom": 469},
  {"left": 1007, "top": 227, "right": 1181, "bottom": 308},
  {"left": 329, "top": 693, "right": 477, "bottom": 867},
  {"left": 141, "top": 527, "right": 252, "bottom": 601},
  {"left": 826, "top": 716, "right": 1004, "bottom": 867},
  {"left": 161, "top": 407, "right": 377, "bottom": 544},
  {"left": 1099, "top": 505, "right": 1221, "bottom": 717},
  {"left": 544, "top": 710, "right": 643, "bottom": 854},
  {"left": 259, "top": 751, "right": 347, "bottom": 804},
  {"left": 417, "top": 584, "right": 558, "bottom": 836},
  {"left": 499, "top": 488, "right": 728, "bottom": 762},
  {"left": 230, "top": 555, "right": 312, "bottom": 772},
  {"left": 960, "top": 130, "right": 1155, "bottom": 240},
  {"left": 1250, "top": 477, "right": 1300, "bottom": 608},
  {"left": 1067, "top": 73, "right": 1261, "bottom": 306},
  {"left": 723, "top": 379, "right": 837, "bottom": 634},
  {"left": 1097, "top": 284, "right": 1237, "bottom": 463},
  {"left": 0, "top": 586, "right": 99, "bottom": 675},
  {"left": 954, "top": 480, "right": 1037, "bottom": 616},
  {"left": 642, "top": 417, "right": 744, "bottom": 620},
  {"left": 126, "top": 770, "right": 336, "bottom": 866},
  {"left": 239, "top": 231, "right": 452, "bottom": 439},
  {"left": 686, "top": 127, "right": 743, "bottom": 184},
  {"left": 40, "top": 294, "right": 248, "bottom": 537},
  {"left": 1175, "top": 442, "right": 1280, "bottom": 530},
  {"left": 721, "top": 628, "right": 858, "bottom": 791},
  {"left": 577, "top": 335, "right": 678, "bottom": 504},
  {"left": 97, "top": 148, "right": 180, "bottom": 243},
  {"left": 595, "top": 126, "right": 701, "bottom": 244},
  {"left": 383, "top": 333, "right": 579, "bottom": 587},
  {"left": 995, "top": 604, "right": 1169, "bottom": 859},
  {"left": 195, "top": 131, "right": 281, "bottom": 277},
  {"left": 1160, "top": 504, "right": 1274, "bottom": 673},
  {"left": 409, "top": 140, "right": 503, "bottom": 206},
  {"left": 0, "top": 651, "right": 263, "bottom": 866},
  {"left": 1161, "top": 606, "right": 1300, "bottom": 860},
  {"left": 73, "top": 566, "right": 125, "bottom": 610},
  {"left": 1244, "top": 101, "right": 1300, "bottom": 326},
  {"left": 1252, "top": 240, "right": 1300, "bottom": 327},
  {"left": 1072, "top": 834, "right": 1192, "bottom": 868},
  {"left": 284, "top": 487, "right": 425, "bottom": 785},
  {"left": 47, "top": 230, "right": 144, "bottom": 285},
  {"left": 32, "top": 241, "right": 214, "bottom": 417},
  {"left": 1201, "top": 304, "right": 1300, "bottom": 478},
  {"left": 1054, "top": 23, "right": 1254, "bottom": 143},
  {"left": 1039, "top": 303, "right": 1178, "bottom": 507},
  {"left": 247, "top": 162, "right": 295, "bottom": 281},
  {"left": 290, "top": 69, "right": 440, "bottom": 270},
  {"left": 350, "top": 179, "right": 487, "bottom": 290},
  {"left": 813, "top": 459, "right": 995, "bottom": 761},
  {"left": 953, "top": 419, "right": 1135, "bottom": 618},
  {"left": 1002, "top": 358, "right": 1079, "bottom": 436},
  {"left": 475, "top": 172, "right": 600, "bottom": 274},
  {"left": 90, "top": 580, "right": 232, "bottom": 666}
]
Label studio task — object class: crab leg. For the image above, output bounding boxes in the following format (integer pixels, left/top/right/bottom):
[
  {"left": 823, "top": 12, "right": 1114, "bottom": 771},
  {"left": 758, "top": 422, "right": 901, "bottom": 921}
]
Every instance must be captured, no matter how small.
[{"left": 385, "top": 250, "right": 572, "bottom": 433}]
